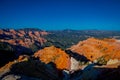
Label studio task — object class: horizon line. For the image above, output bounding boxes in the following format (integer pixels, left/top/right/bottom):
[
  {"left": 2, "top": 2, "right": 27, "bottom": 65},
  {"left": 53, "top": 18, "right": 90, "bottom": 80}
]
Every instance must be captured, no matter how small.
[{"left": 0, "top": 27, "right": 120, "bottom": 31}]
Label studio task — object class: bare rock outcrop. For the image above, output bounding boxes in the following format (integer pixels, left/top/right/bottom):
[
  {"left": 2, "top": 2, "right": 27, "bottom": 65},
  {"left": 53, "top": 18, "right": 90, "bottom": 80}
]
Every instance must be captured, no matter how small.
[
  {"left": 34, "top": 46, "right": 70, "bottom": 70},
  {"left": 70, "top": 38, "right": 120, "bottom": 61}
]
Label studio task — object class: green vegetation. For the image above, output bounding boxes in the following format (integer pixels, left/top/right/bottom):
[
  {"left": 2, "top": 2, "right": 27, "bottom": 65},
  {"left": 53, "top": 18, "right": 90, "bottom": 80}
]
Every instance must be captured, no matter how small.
[
  {"left": 29, "top": 44, "right": 40, "bottom": 52},
  {"left": 97, "top": 56, "right": 107, "bottom": 65},
  {"left": 43, "top": 30, "right": 120, "bottom": 49},
  {"left": 0, "top": 42, "right": 13, "bottom": 51}
]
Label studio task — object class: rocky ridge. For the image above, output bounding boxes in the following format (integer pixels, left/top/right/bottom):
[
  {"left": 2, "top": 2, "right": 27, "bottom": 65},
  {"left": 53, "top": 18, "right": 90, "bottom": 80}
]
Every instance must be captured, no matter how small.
[
  {"left": 0, "top": 29, "right": 48, "bottom": 52},
  {"left": 34, "top": 46, "right": 70, "bottom": 70},
  {"left": 1, "top": 28, "right": 120, "bottom": 80},
  {"left": 70, "top": 38, "right": 120, "bottom": 62}
]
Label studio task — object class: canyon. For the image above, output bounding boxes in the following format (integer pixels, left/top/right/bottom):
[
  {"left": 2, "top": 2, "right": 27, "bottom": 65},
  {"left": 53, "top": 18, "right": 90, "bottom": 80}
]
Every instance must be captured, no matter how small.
[{"left": 0, "top": 28, "right": 120, "bottom": 80}]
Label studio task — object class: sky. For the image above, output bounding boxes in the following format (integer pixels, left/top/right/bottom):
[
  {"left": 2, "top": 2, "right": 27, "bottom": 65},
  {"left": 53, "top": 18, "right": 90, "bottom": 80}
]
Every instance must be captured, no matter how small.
[{"left": 0, "top": 0, "right": 120, "bottom": 30}]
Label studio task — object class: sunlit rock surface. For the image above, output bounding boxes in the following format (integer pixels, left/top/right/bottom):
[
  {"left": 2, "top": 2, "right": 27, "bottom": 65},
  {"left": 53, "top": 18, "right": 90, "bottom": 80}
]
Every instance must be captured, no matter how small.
[
  {"left": 34, "top": 46, "right": 70, "bottom": 70},
  {"left": 70, "top": 38, "right": 120, "bottom": 61}
]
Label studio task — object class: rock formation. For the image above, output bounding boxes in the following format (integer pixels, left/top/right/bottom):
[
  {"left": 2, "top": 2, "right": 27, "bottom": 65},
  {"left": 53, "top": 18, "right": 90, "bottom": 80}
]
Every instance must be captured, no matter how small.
[
  {"left": 71, "top": 62, "right": 120, "bottom": 80},
  {"left": 0, "top": 29, "right": 48, "bottom": 52},
  {"left": 0, "top": 55, "right": 61, "bottom": 80},
  {"left": 70, "top": 38, "right": 120, "bottom": 61},
  {"left": 34, "top": 46, "right": 70, "bottom": 70}
]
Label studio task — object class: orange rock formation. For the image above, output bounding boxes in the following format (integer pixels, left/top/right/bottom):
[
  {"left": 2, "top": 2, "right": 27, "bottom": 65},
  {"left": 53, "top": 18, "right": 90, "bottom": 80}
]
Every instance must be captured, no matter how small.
[
  {"left": 70, "top": 38, "right": 120, "bottom": 61},
  {"left": 0, "top": 29, "right": 48, "bottom": 48},
  {"left": 34, "top": 46, "right": 70, "bottom": 70}
]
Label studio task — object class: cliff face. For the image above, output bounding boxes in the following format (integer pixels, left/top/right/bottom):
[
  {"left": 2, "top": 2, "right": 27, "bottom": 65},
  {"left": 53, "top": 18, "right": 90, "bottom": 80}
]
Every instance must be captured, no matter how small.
[
  {"left": 70, "top": 38, "right": 120, "bottom": 61},
  {"left": 0, "top": 29, "right": 49, "bottom": 67},
  {"left": 0, "top": 29, "right": 48, "bottom": 51},
  {"left": 34, "top": 46, "right": 70, "bottom": 70}
]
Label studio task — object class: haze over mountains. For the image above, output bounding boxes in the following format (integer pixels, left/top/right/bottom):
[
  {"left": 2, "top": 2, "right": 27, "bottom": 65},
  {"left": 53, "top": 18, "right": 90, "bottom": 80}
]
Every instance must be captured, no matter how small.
[{"left": 0, "top": 28, "right": 120, "bottom": 80}]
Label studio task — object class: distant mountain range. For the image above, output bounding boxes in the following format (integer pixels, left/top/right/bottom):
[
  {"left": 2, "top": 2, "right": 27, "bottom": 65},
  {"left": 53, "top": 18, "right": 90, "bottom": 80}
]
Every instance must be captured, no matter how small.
[{"left": 1, "top": 28, "right": 120, "bottom": 50}]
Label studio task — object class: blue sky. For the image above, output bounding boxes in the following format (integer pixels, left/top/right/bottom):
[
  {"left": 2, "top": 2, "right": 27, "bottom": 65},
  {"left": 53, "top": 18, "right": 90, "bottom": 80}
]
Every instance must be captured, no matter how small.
[{"left": 0, "top": 0, "right": 120, "bottom": 30}]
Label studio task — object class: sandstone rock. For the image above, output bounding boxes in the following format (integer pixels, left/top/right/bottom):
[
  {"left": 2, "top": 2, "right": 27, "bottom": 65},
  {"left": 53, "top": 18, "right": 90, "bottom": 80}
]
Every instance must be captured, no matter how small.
[
  {"left": 71, "top": 62, "right": 120, "bottom": 80},
  {"left": 1, "top": 75, "right": 21, "bottom": 80},
  {"left": 0, "top": 29, "right": 48, "bottom": 51},
  {"left": 70, "top": 57, "right": 79, "bottom": 71},
  {"left": 70, "top": 38, "right": 120, "bottom": 61},
  {"left": 107, "top": 59, "right": 119, "bottom": 65},
  {"left": 0, "top": 55, "right": 60, "bottom": 80},
  {"left": 34, "top": 46, "right": 70, "bottom": 70}
]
